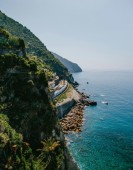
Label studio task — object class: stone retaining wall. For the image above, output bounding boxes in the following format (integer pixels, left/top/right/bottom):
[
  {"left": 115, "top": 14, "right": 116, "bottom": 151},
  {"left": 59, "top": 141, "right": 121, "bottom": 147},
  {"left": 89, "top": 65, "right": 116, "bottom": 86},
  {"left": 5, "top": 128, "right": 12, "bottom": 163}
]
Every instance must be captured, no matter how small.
[{"left": 57, "top": 99, "right": 76, "bottom": 118}]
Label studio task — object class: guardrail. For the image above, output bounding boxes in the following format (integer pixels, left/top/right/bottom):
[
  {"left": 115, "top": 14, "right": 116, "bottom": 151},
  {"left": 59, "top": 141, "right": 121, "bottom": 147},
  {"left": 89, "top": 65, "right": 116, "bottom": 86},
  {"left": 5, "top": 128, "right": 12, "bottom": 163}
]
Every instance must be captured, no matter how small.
[{"left": 53, "top": 81, "right": 68, "bottom": 98}]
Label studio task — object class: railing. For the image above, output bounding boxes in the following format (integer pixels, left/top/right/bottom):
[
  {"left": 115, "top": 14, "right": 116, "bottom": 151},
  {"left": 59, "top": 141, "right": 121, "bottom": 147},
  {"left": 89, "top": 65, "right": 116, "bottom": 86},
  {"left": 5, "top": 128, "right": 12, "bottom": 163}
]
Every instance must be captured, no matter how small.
[{"left": 53, "top": 81, "right": 68, "bottom": 98}]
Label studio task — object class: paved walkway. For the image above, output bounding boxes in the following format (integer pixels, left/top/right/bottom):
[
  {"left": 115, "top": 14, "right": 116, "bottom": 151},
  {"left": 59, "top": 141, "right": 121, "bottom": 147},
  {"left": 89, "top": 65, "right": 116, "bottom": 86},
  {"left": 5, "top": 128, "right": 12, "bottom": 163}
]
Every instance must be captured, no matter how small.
[
  {"left": 53, "top": 81, "right": 68, "bottom": 98},
  {"left": 57, "top": 87, "right": 81, "bottom": 106}
]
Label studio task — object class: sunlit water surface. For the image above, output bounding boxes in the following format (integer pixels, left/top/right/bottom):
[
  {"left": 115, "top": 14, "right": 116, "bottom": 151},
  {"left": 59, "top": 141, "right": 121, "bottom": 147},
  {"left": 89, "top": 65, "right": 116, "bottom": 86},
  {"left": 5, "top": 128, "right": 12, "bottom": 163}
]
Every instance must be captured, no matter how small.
[{"left": 67, "top": 71, "right": 133, "bottom": 170}]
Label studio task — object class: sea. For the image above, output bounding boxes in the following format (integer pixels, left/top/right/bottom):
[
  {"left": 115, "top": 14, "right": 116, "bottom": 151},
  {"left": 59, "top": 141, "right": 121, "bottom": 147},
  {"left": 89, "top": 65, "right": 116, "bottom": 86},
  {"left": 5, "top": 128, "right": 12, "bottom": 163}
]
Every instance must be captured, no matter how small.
[{"left": 67, "top": 71, "right": 133, "bottom": 170}]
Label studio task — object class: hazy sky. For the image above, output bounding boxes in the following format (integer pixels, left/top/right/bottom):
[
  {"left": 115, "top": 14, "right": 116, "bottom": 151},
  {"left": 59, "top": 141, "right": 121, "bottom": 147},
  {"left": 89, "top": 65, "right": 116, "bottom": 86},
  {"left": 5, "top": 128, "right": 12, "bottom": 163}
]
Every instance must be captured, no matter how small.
[{"left": 1, "top": 0, "right": 133, "bottom": 70}]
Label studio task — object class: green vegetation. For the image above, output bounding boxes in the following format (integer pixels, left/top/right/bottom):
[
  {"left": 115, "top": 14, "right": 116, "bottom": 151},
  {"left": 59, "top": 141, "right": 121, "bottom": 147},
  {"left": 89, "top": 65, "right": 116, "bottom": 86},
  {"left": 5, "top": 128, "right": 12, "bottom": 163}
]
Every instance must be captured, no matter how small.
[
  {"left": 37, "top": 138, "right": 64, "bottom": 170},
  {"left": 0, "top": 114, "right": 36, "bottom": 170},
  {"left": 0, "top": 28, "right": 19, "bottom": 48},
  {"left": 55, "top": 84, "right": 73, "bottom": 103},
  {"left": 0, "top": 11, "right": 71, "bottom": 80},
  {"left": 0, "top": 28, "right": 65, "bottom": 169},
  {"left": 0, "top": 27, "right": 26, "bottom": 57},
  {"left": 0, "top": 114, "right": 63, "bottom": 170}
]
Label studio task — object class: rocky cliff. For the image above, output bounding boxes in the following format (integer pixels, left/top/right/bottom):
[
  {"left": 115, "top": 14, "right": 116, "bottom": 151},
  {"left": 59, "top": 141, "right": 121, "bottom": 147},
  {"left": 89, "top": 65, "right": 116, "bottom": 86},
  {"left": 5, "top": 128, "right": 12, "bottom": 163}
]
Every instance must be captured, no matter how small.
[
  {"left": 0, "top": 28, "right": 79, "bottom": 170},
  {"left": 52, "top": 52, "right": 82, "bottom": 73}
]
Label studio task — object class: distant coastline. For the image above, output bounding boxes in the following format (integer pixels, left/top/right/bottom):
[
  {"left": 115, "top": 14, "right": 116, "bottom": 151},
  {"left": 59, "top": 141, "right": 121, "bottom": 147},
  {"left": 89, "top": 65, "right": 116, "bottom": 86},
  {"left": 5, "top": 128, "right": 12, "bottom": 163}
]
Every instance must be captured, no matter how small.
[{"left": 52, "top": 52, "right": 82, "bottom": 73}]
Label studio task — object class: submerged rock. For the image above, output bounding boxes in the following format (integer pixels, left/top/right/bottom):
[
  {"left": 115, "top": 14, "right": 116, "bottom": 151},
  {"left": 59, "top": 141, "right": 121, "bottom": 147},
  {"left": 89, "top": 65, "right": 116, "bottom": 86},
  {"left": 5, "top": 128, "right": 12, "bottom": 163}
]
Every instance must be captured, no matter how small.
[{"left": 79, "top": 99, "right": 97, "bottom": 106}]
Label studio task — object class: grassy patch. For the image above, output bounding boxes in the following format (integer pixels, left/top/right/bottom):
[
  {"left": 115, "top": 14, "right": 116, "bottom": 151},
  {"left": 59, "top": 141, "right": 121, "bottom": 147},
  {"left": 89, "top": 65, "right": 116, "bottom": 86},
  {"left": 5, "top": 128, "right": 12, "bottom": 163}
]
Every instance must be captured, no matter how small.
[{"left": 55, "top": 84, "right": 73, "bottom": 103}]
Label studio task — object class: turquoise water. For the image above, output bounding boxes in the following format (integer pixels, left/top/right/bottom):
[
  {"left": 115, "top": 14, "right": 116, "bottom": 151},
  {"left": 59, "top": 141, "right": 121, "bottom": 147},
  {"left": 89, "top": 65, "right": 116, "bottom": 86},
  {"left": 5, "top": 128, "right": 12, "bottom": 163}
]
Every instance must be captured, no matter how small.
[{"left": 67, "top": 71, "right": 133, "bottom": 170}]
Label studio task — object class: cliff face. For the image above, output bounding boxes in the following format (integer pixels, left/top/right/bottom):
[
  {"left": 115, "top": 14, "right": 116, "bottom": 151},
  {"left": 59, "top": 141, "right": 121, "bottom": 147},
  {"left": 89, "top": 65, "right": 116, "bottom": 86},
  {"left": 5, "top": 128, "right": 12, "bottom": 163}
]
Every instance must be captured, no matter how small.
[
  {"left": 0, "top": 28, "right": 78, "bottom": 170},
  {"left": 52, "top": 52, "right": 82, "bottom": 73}
]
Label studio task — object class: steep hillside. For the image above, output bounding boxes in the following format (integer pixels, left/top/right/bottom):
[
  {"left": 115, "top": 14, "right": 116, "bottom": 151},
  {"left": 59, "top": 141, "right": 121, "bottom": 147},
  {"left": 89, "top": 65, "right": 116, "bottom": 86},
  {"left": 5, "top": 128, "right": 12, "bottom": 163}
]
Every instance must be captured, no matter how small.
[
  {"left": 0, "top": 11, "right": 71, "bottom": 80},
  {"left": 0, "top": 28, "right": 78, "bottom": 170},
  {"left": 52, "top": 52, "right": 82, "bottom": 73},
  {"left": 0, "top": 114, "right": 45, "bottom": 170}
]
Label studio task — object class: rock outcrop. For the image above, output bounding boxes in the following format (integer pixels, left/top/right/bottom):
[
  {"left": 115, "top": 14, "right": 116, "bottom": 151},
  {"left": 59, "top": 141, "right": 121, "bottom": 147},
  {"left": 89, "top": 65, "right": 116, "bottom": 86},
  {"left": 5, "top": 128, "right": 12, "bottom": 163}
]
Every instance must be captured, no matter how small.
[{"left": 60, "top": 103, "right": 84, "bottom": 134}]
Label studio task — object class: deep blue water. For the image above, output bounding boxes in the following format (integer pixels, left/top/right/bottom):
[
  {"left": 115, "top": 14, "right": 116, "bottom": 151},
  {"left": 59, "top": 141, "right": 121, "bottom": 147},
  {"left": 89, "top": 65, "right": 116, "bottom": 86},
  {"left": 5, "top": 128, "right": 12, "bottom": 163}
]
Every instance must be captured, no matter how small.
[{"left": 67, "top": 71, "right": 133, "bottom": 170}]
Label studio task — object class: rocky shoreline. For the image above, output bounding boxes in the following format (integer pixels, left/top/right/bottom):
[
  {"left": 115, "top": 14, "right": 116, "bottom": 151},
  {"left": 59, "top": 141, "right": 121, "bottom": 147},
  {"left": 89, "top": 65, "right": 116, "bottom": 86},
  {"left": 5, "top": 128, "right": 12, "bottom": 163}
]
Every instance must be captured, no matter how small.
[
  {"left": 60, "top": 90, "right": 97, "bottom": 134},
  {"left": 58, "top": 86, "right": 97, "bottom": 170},
  {"left": 60, "top": 102, "right": 84, "bottom": 133}
]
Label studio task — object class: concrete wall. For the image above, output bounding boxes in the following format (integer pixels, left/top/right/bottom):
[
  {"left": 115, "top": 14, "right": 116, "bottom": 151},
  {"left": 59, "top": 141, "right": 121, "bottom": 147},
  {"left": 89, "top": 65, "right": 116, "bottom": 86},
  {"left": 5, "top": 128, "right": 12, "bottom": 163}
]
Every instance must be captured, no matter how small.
[
  {"left": 57, "top": 99, "right": 76, "bottom": 118},
  {"left": 53, "top": 82, "right": 68, "bottom": 98}
]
